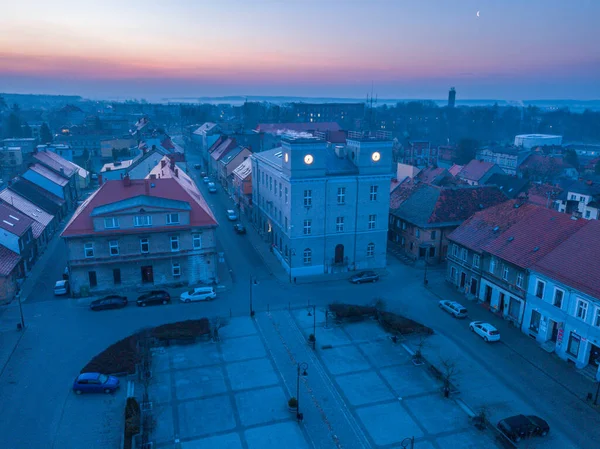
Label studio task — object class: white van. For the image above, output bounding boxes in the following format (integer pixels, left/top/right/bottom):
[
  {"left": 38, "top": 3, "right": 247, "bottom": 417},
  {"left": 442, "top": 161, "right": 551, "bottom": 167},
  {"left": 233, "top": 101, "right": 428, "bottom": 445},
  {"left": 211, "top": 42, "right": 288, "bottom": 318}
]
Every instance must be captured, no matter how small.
[
  {"left": 179, "top": 287, "right": 216, "bottom": 303},
  {"left": 54, "top": 280, "right": 69, "bottom": 296}
]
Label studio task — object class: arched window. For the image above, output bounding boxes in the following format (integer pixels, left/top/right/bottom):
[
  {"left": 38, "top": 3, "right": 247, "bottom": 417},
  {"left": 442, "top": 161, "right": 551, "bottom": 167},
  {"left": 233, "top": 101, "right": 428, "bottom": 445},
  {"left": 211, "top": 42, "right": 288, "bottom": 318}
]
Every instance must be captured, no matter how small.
[
  {"left": 303, "top": 248, "right": 312, "bottom": 265},
  {"left": 367, "top": 242, "right": 375, "bottom": 257}
]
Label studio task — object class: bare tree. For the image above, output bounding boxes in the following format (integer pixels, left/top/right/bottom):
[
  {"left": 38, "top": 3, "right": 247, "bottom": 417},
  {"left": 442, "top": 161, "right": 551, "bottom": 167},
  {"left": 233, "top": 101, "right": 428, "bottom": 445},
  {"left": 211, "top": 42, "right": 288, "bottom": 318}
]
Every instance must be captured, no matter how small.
[
  {"left": 440, "top": 358, "right": 459, "bottom": 397},
  {"left": 211, "top": 317, "right": 228, "bottom": 342},
  {"left": 412, "top": 336, "right": 427, "bottom": 364}
]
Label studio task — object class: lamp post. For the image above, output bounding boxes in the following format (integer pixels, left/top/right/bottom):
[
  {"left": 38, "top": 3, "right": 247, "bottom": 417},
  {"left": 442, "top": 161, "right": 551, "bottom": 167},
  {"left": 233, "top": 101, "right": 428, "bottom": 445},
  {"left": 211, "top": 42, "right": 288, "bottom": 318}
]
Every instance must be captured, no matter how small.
[
  {"left": 296, "top": 362, "right": 308, "bottom": 422},
  {"left": 423, "top": 248, "right": 429, "bottom": 286},
  {"left": 249, "top": 276, "right": 258, "bottom": 317},
  {"left": 307, "top": 305, "right": 316, "bottom": 348},
  {"left": 400, "top": 437, "right": 414, "bottom": 449},
  {"left": 17, "top": 290, "right": 25, "bottom": 330}
]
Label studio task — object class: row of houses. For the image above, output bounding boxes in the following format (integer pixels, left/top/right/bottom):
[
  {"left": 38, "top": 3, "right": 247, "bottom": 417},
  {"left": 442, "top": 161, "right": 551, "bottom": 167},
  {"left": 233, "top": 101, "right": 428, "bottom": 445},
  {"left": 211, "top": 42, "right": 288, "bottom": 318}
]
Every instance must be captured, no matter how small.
[{"left": 0, "top": 150, "right": 88, "bottom": 302}]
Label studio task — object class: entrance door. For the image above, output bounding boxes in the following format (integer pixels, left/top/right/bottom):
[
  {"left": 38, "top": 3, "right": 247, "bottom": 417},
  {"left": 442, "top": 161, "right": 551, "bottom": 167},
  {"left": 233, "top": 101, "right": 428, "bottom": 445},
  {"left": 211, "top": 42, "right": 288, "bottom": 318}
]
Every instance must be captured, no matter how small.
[
  {"left": 589, "top": 344, "right": 600, "bottom": 367},
  {"left": 484, "top": 285, "right": 492, "bottom": 303},
  {"left": 141, "top": 266, "right": 154, "bottom": 284},
  {"left": 470, "top": 278, "right": 478, "bottom": 295},
  {"left": 460, "top": 272, "right": 466, "bottom": 288},
  {"left": 549, "top": 320, "right": 559, "bottom": 342},
  {"left": 334, "top": 244, "right": 344, "bottom": 264},
  {"left": 499, "top": 293, "right": 506, "bottom": 312},
  {"left": 88, "top": 271, "right": 97, "bottom": 288}
]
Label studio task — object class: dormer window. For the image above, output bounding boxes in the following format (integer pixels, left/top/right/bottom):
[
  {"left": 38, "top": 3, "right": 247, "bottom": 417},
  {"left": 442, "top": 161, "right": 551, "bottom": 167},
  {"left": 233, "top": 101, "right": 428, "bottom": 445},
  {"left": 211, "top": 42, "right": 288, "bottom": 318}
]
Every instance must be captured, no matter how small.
[
  {"left": 166, "top": 213, "right": 180, "bottom": 225},
  {"left": 104, "top": 217, "right": 119, "bottom": 229},
  {"left": 134, "top": 215, "right": 152, "bottom": 227}
]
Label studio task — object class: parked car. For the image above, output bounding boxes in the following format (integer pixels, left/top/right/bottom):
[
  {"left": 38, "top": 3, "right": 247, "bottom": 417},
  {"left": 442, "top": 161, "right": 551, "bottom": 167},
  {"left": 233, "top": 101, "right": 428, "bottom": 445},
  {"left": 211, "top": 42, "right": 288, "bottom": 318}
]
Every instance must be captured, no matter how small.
[
  {"left": 180, "top": 287, "right": 216, "bottom": 303},
  {"left": 90, "top": 295, "right": 128, "bottom": 311},
  {"left": 136, "top": 290, "right": 171, "bottom": 307},
  {"left": 233, "top": 223, "right": 246, "bottom": 234},
  {"left": 54, "top": 280, "right": 69, "bottom": 296},
  {"left": 193, "top": 164, "right": 201, "bottom": 169},
  {"left": 349, "top": 271, "right": 379, "bottom": 284},
  {"left": 497, "top": 414, "right": 550, "bottom": 442},
  {"left": 208, "top": 182, "right": 217, "bottom": 193},
  {"left": 203, "top": 176, "right": 210, "bottom": 184},
  {"left": 227, "top": 209, "right": 238, "bottom": 221},
  {"left": 73, "top": 372, "right": 120, "bottom": 395},
  {"left": 438, "top": 300, "right": 468, "bottom": 318},
  {"left": 469, "top": 321, "right": 501, "bottom": 342}
]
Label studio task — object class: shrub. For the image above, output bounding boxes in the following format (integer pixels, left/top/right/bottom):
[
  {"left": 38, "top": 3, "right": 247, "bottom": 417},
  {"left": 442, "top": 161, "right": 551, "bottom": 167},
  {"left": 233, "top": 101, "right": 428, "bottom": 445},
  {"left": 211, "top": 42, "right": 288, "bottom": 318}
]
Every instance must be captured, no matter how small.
[
  {"left": 328, "top": 303, "right": 377, "bottom": 319},
  {"left": 152, "top": 318, "right": 210, "bottom": 341},
  {"left": 288, "top": 397, "right": 298, "bottom": 408},
  {"left": 81, "top": 335, "right": 139, "bottom": 375},
  {"left": 124, "top": 397, "right": 141, "bottom": 449},
  {"left": 378, "top": 311, "right": 433, "bottom": 336}
]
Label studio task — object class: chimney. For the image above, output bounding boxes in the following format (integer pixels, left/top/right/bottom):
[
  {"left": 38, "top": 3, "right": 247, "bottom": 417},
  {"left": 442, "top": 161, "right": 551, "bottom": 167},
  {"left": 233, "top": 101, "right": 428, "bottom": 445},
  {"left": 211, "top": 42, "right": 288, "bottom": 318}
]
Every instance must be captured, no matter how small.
[
  {"left": 161, "top": 159, "right": 166, "bottom": 168},
  {"left": 123, "top": 174, "right": 131, "bottom": 186},
  {"left": 175, "top": 168, "right": 179, "bottom": 178}
]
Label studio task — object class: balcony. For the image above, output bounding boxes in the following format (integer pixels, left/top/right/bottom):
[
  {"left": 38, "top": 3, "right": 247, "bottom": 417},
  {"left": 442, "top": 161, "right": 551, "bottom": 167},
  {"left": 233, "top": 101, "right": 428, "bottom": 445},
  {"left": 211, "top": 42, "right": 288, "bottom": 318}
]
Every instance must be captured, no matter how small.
[{"left": 70, "top": 247, "right": 215, "bottom": 266}]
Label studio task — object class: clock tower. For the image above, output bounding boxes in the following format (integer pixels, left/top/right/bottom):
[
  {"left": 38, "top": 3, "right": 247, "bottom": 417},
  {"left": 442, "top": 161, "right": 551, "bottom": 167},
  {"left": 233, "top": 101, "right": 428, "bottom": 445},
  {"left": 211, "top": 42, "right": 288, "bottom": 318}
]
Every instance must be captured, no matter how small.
[{"left": 282, "top": 135, "right": 327, "bottom": 179}]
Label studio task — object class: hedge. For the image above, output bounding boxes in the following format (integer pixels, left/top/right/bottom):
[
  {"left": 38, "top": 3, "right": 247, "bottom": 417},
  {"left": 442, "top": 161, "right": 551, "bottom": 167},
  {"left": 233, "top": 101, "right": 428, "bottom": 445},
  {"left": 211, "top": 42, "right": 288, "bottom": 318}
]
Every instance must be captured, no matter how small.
[
  {"left": 328, "top": 303, "right": 378, "bottom": 319},
  {"left": 124, "top": 397, "right": 140, "bottom": 449},
  {"left": 378, "top": 311, "right": 433, "bottom": 335}
]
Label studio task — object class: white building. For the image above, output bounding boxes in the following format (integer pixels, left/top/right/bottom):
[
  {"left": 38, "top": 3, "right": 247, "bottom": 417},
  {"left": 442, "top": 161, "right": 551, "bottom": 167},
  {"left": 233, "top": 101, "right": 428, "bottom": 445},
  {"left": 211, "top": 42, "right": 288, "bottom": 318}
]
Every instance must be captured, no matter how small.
[
  {"left": 475, "top": 146, "right": 530, "bottom": 176},
  {"left": 514, "top": 134, "right": 562, "bottom": 150},
  {"left": 251, "top": 133, "right": 393, "bottom": 278},
  {"left": 100, "top": 159, "right": 134, "bottom": 181}
]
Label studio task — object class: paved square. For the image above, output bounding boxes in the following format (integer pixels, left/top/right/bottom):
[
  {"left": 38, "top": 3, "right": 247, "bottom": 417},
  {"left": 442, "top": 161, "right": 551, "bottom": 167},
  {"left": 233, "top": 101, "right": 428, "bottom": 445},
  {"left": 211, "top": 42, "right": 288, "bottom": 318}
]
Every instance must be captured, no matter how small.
[
  {"left": 182, "top": 432, "right": 244, "bottom": 449},
  {"left": 221, "top": 334, "right": 266, "bottom": 362},
  {"left": 320, "top": 345, "right": 371, "bottom": 375},
  {"left": 219, "top": 317, "right": 257, "bottom": 339},
  {"left": 380, "top": 364, "right": 439, "bottom": 397},
  {"left": 436, "top": 430, "right": 500, "bottom": 449},
  {"left": 178, "top": 396, "right": 236, "bottom": 438},
  {"left": 343, "top": 320, "right": 381, "bottom": 342},
  {"left": 405, "top": 394, "right": 464, "bottom": 434},
  {"left": 234, "top": 386, "right": 291, "bottom": 427},
  {"left": 171, "top": 343, "right": 221, "bottom": 370},
  {"left": 226, "top": 358, "right": 279, "bottom": 391},
  {"left": 149, "top": 370, "right": 172, "bottom": 404},
  {"left": 356, "top": 401, "right": 424, "bottom": 446},
  {"left": 360, "top": 340, "right": 411, "bottom": 369},
  {"left": 174, "top": 365, "right": 227, "bottom": 400},
  {"left": 152, "top": 402, "right": 175, "bottom": 444},
  {"left": 315, "top": 328, "right": 352, "bottom": 347},
  {"left": 336, "top": 371, "right": 395, "bottom": 406},
  {"left": 245, "top": 421, "right": 310, "bottom": 449}
]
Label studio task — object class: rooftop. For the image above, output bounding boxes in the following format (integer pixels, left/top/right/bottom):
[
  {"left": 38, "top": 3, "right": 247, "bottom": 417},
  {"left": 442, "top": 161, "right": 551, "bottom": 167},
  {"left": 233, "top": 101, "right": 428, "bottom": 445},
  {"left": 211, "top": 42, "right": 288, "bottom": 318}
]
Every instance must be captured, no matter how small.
[
  {"left": 232, "top": 158, "right": 252, "bottom": 180},
  {"left": 0, "top": 189, "right": 54, "bottom": 228},
  {"left": 101, "top": 160, "right": 134, "bottom": 172},
  {"left": 256, "top": 122, "right": 341, "bottom": 134},
  {"left": 457, "top": 159, "right": 498, "bottom": 182},
  {"left": 0, "top": 245, "right": 21, "bottom": 276},
  {"left": 33, "top": 150, "right": 78, "bottom": 178},
  {"left": 516, "top": 134, "right": 562, "bottom": 139},
  {"left": 29, "top": 164, "right": 69, "bottom": 186},
  {"left": 8, "top": 178, "right": 65, "bottom": 215},
  {"left": 0, "top": 202, "right": 33, "bottom": 236},
  {"left": 484, "top": 173, "right": 529, "bottom": 199}
]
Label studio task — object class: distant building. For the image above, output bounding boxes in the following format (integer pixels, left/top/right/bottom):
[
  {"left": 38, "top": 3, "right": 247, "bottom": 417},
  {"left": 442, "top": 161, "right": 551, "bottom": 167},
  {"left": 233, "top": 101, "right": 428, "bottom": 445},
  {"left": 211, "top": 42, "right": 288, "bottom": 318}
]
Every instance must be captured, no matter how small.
[
  {"left": 402, "top": 141, "right": 438, "bottom": 167},
  {"left": 100, "top": 160, "right": 135, "bottom": 182},
  {"left": 448, "top": 87, "right": 456, "bottom": 108},
  {"left": 0, "top": 147, "right": 24, "bottom": 180},
  {"left": 456, "top": 160, "right": 504, "bottom": 186},
  {"left": 475, "top": 145, "right": 531, "bottom": 176},
  {"left": 514, "top": 134, "right": 563, "bottom": 150},
  {"left": 255, "top": 122, "right": 342, "bottom": 152},
  {"left": 554, "top": 180, "right": 600, "bottom": 220},
  {"left": 290, "top": 102, "right": 364, "bottom": 124},
  {"left": 2, "top": 138, "right": 36, "bottom": 155},
  {"left": 232, "top": 158, "right": 252, "bottom": 214},
  {"left": 100, "top": 138, "right": 137, "bottom": 159},
  {"left": 218, "top": 146, "right": 251, "bottom": 193}
]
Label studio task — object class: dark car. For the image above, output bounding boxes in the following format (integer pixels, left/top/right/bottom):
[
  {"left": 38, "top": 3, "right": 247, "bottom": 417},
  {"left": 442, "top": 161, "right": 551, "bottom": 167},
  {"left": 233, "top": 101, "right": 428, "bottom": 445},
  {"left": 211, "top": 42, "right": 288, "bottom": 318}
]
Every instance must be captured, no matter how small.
[
  {"left": 73, "top": 372, "right": 120, "bottom": 395},
  {"left": 136, "top": 290, "right": 171, "bottom": 307},
  {"left": 497, "top": 414, "right": 550, "bottom": 442},
  {"left": 90, "top": 295, "right": 128, "bottom": 311},
  {"left": 349, "top": 271, "right": 380, "bottom": 284},
  {"left": 233, "top": 223, "right": 246, "bottom": 234}
]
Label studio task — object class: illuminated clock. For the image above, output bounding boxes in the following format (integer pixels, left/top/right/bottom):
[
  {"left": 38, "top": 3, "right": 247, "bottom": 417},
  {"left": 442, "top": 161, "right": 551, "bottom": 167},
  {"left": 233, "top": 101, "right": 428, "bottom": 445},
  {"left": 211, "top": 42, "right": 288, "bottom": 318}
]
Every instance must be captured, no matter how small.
[
  {"left": 372, "top": 151, "right": 381, "bottom": 162},
  {"left": 284, "top": 153, "right": 289, "bottom": 163},
  {"left": 304, "top": 154, "right": 314, "bottom": 165}
]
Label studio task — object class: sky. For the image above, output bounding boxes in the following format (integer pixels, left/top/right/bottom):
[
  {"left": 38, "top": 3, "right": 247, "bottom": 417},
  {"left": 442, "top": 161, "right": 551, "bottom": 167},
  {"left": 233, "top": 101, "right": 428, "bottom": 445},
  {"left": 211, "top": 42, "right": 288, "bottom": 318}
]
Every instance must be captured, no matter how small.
[{"left": 1, "top": 0, "right": 599, "bottom": 101}]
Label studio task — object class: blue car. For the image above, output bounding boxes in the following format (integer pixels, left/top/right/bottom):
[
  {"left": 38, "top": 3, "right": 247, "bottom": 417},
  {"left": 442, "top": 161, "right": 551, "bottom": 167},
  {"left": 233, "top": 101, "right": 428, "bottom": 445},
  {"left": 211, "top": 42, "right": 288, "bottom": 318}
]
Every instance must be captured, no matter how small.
[{"left": 73, "top": 372, "right": 120, "bottom": 395}]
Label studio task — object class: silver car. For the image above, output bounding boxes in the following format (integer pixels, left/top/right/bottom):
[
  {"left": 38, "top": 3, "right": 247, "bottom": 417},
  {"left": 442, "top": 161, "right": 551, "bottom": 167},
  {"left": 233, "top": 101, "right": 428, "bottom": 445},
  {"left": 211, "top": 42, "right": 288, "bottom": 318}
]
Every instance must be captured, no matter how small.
[{"left": 438, "top": 300, "right": 468, "bottom": 318}]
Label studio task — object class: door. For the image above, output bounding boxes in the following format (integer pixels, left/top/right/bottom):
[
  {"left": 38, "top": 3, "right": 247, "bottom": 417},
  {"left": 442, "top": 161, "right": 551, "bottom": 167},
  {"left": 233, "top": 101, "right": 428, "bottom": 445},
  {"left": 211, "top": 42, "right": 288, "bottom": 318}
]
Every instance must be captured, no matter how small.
[
  {"left": 113, "top": 268, "right": 121, "bottom": 285},
  {"left": 88, "top": 271, "right": 97, "bottom": 288},
  {"left": 589, "top": 344, "right": 600, "bottom": 366},
  {"left": 460, "top": 272, "right": 466, "bottom": 288},
  {"left": 549, "top": 320, "right": 559, "bottom": 342},
  {"left": 334, "top": 244, "right": 344, "bottom": 264},
  {"left": 499, "top": 293, "right": 505, "bottom": 311},
  {"left": 470, "top": 278, "right": 478, "bottom": 295},
  {"left": 484, "top": 285, "right": 492, "bottom": 303},
  {"left": 141, "top": 266, "right": 154, "bottom": 284}
]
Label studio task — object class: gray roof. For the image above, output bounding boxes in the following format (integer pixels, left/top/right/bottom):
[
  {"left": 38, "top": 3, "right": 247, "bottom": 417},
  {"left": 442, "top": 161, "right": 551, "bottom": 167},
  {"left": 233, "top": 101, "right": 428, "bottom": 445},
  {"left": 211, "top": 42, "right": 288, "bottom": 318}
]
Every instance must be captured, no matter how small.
[
  {"left": 484, "top": 174, "right": 528, "bottom": 199},
  {"left": 220, "top": 146, "right": 244, "bottom": 165},
  {"left": 393, "top": 185, "right": 441, "bottom": 228},
  {"left": 254, "top": 147, "right": 284, "bottom": 169},
  {"left": 90, "top": 195, "right": 191, "bottom": 216}
]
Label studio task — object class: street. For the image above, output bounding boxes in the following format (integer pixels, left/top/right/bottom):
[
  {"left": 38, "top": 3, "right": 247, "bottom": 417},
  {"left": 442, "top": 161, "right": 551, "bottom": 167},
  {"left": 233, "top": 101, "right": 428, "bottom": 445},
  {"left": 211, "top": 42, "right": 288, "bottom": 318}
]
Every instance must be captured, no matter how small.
[{"left": 0, "top": 149, "right": 598, "bottom": 448}]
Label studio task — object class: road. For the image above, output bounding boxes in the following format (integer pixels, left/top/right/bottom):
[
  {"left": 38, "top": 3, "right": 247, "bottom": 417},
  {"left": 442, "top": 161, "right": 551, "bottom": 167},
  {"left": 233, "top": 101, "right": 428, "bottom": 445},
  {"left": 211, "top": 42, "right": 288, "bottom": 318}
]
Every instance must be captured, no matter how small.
[{"left": 0, "top": 147, "right": 597, "bottom": 448}]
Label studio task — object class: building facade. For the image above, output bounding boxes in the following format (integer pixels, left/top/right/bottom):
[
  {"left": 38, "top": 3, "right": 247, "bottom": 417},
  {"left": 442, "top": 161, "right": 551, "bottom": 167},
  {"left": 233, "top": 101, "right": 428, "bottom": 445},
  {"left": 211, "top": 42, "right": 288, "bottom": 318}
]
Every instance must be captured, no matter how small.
[
  {"left": 475, "top": 146, "right": 530, "bottom": 176},
  {"left": 252, "top": 134, "right": 393, "bottom": 277}
]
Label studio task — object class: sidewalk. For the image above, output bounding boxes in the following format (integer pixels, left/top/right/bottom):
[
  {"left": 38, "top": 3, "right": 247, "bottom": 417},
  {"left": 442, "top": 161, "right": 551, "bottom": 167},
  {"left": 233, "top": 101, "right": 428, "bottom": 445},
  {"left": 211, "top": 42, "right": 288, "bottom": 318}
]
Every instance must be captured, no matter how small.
[{"left": 425, "top": 269, "right": 598, "bottom": 407}]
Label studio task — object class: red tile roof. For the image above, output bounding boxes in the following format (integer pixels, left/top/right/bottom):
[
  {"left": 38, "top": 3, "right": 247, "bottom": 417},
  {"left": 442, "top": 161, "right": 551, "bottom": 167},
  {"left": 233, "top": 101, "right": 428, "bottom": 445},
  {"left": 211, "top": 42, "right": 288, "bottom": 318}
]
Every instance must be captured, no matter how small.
[
  {"left": 525, "top": 183, "right": 563, "bottom": 208},
  {"left": 457, "top": 160, "right": 497, "bottom": 182},
  {"left": 0, "top": 203, "right": 33, "bottom": 236},
  {"left": 417, "top": 167, "right": 449, "bottom": 185},
  {"left": 29, "top": 164, "right": 69, "bottom": 186},
  {"left": 0, "top": 245, "right": 21, "bottom": 276},
  {"left": 62, "top": 178, "right": 217, "bottom": 237},
  {"left": 448, "top": 200, "right": 539, "bottom": 252},
  {"left": 389, "top": 179, "right": 416, "bottom": 209},
  {"left": 33, "top": 150, "right": 77, "bottom": 178},
  {"left": 256, "top": 122, "right": 341, "bottom": 134},
  {"left": 481, "top": 207, "right": 586, "bottom": 269},
  {"left": 532, "top": 220, "right": 600, "bottom": 299},
  {"left": 449, "top": 164, "right": 463, "bottom": 177}
]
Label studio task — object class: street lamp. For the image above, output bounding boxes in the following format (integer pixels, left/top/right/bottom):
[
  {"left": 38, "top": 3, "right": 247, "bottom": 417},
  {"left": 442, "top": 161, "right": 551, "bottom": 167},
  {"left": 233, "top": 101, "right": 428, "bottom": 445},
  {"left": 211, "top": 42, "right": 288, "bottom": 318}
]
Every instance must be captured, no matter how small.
[
  {"left": 400, "top": 437, "right": 414, "bottom": 449},
  {"left": 249, "top": 276, "right": 258, "bottom": 318},
  {"left": 17, "top": 289, "right": 25, "bottom": 330},
  {"left": 296, "top": 362, "right": 308, "bottom": 422},
  {"left": 423, "top": 247, "right": 429, "bottom": 286},
  {"left": 307, "top": 305, "right": 316, "bottom": 348}
]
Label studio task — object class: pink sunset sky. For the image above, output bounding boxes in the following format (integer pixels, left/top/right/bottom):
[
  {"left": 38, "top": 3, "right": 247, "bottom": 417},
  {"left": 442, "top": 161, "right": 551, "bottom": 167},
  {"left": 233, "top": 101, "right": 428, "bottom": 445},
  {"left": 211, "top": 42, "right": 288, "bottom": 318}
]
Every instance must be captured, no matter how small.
[{"left": 1, "top": 0, "right": 599, "bottom": 100}]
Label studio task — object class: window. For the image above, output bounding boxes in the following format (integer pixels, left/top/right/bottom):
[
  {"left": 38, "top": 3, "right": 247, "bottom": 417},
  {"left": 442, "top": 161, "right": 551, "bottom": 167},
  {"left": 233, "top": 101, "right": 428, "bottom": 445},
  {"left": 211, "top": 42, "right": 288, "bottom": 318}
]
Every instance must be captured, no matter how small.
[
  {"left": 430, "top": 230, "right": 436, "bottom": 240},
  {"left": 461, "top": 248, "right": 468, "bottom": 262},
  {"left": 489, "top": 257, "right": 496, "bottom": 273},
  {"left": 570, "top": 194, "right": 576, "bottom": 200},
  {"left": 585, "top": 210, "right": 591, "bottom": 218},
  {"left": 369, "top": 185, "right": 378, "bottom": 201},
  {"left": 172, "top": 262, "right": 181, "bottom": 277},
  {"left": 84, "top": 242, "right": 94, "bottom": 258},
  {"left": 553, "top": 289, "right": 564, "bottom": 308},
  {"left": 134, "top": 215, "right": 152, "bottom": 227},
  {"left": 303, "top": 248, "right": 312, "bottom": 265},
  {"left": 303, "top": 190, "right": 312, "bottom": 207},
  {"left": 284, "top": 217, "right": 288, "bottom": 231},
  {"left": 473, "top": 254, "right": 480, "bottom": 268},
  {"left": 104, "top": 217, "right": 119, "bottom": 229},
  {"left": 285, "top": 187, "right": 288, "bottom": 204},
  {"left": 452, "top": 244, "right": 458, "bottom": 257},
  {"left": 170, "top": 236, "right": 180, "bottom": 252},
  {"left": 337, "top": 187, "right": 346, "bottom": 205},
  {"left": 516, "top": 272, "right": 524, "bottom": 288},
  {"left": 415, "top": 228, "right": 420, "bottom": 238},
  {"left": 109, "top": 240, "right": 119, "bottom": 256},
  {"left": 336, "top": 216, "right": 344, "bottom": 232},
  {"left": 529, "top": 309, "right": 541, "bottom": 332},
  {"left": 303, "top": 219, "right": 312, "bottom": 235},
  {"left": 140, "top": 238, "right": 149, "bottom": 253},
  {"left": 367, "top": 214, "right": 376, "bottom": 230},
  {"left": 502, "top": 266, "right": 509, "bottom": 281},
  {"left": 402, "top": 221, "right": 407, "bottom": 230},
  {"left": 193, "top": 234, "right": 202, "bottom": 249},
  {"left": 367, "top": 242, "right": 375, "bottom": 257},
  {"left": 594, "top": 308, "right": 600, "bottom": 328},
  {"left": 535, "top": 280, "right": 545, "bottom": 299},
  {"left": 279, "top": 183, "right": 282, "bottom": 198},
  {"left": 576, "top": 299, "right": 588, "bottom": 321},
  {"left": 166, "top": 213, "right": 180, "bottom": 225}
]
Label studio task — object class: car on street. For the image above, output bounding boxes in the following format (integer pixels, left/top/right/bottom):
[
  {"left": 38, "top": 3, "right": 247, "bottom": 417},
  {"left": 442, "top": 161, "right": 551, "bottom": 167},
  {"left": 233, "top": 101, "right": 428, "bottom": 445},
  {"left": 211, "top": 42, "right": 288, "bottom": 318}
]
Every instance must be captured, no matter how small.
[
  {"left": 194, "top": 164, "right": 201, "bottom": 169},
  {"left": 90, "top": 295, "right": 128, "bottom": 311},
  {"left": 208, "top": 182, "right": 217, "bottom": 193},
  {"left": 54, "top": 280, "right": 70, "bottom": 296},
  {"left": 233, "top": 223, "right": 246, "bottom": 234},
  {"left": 73, "top": 372, "right": 120, "bottom": 395},
  {"left": 227, "top": 209, "right": 238, "bottom": 221},
  {"left": 469, "top": 321, "right": 501, "bottom": 342},
  {"left": 438, "top": 300, "right": 468, "bottom": 318},
  {"left": 180, "top": 287, "right": 216, "bottom": 302},
  {"left": 497, "top": 414, "right": 550, "bottom": 442},
  {"left": 349, "top": 271, "right": 379, "bottom": 284},
  {"left": 136, "top": 290, "right": 171, "bottom": 307},
  {"left": 203, "top": 176, "right": 210, "bottom": 184}
]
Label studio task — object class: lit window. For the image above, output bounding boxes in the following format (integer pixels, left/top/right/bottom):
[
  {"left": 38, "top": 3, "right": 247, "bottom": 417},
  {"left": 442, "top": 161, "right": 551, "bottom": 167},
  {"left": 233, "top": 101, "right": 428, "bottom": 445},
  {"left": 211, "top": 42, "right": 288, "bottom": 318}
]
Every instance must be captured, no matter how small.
[
  {"left": 303, "top": 219, "right": 312, "bottom": 235},
  {"left": 576, "top": 299, "right": 588, "bottom": 321},
  {"left": 336, "top": 217, "right": 344, "bottom": 232},
  {"left": 367, "top": 242, "right": 375, "bottom": 257},
  {"left": 368, "top": 214, "right": 376, "bottom": 230},
  {"left": 337, "top": 187, "right": 346, "bottom": 205},
  {"left": 303, "top": 248, "right": 312, "bottom": 265},
  {"left": 303, "top": 190, "right": 312, "bottom": 207},
  {"left": 193, "top": 234, "right": 202, "bottom": 249},
  {"left": 170, "top": 236, "right": 180, "bottom": 252},
  {"left": 140, "top": 238, "right": 149, "bottom": 253},
  {"left": 109, "top": 240, "right": 119, "bottom": 256},
  {"left": 104, "top": 217, "right": 119, "bottom": 229},
  {"left": 134, "top": 215, "right": 152, "bottom": 227},
  {"left": 172, "top": 262, "right": 181, "bottom": 277},
  {"left": 84, "top": 242, "right": 94, "bottom": 258},
  {"left": 166, "top": 213, "right": 180, "bottom": 225},
  {"left": 369, "top": 185, "right": 378, "bottom": 201}
]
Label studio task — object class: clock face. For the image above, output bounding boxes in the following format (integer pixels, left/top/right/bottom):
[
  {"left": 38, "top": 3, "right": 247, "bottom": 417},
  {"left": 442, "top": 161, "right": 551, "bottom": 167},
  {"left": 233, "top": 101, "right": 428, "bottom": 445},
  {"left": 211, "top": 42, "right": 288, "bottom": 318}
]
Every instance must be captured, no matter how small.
[
  {"left": 304, "top": 154, "right": 314, "bottom": 165},
  {"left": 284, "top": 153, "right": 289, "bottom": 163},
  {"left": 372, "top": 151, "right": 381, "bottom": 162}
]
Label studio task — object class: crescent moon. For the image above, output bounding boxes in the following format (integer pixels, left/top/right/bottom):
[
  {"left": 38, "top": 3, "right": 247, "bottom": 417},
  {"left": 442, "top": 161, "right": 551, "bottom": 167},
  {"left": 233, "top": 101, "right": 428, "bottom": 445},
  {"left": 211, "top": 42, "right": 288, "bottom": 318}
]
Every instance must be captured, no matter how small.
[{"left": 476, "top": 11, "right": 480, "bottom": 17}]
